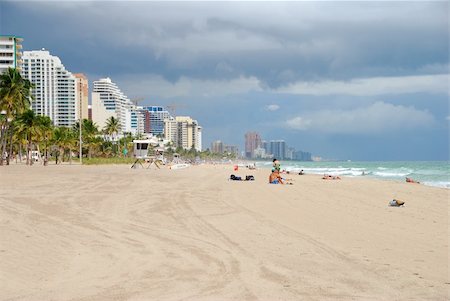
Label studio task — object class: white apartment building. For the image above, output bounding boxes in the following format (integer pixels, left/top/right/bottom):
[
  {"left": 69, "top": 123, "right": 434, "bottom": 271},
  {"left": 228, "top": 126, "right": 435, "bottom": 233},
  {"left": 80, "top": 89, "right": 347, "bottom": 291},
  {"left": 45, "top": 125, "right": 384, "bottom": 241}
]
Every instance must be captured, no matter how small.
[
  {"left": 125, "top": 105, "right": 145, "bottom": 135},
  {"left": 22, "top": 50, "right": 76, "bottom": 127},
  {"left": 164, "top": 116, "right": 202, "bottom": 151},
  {"left": 91, "top": 77, "right": 143, "bottom": 134},
  {"left": 0, "top": 35, "right": 23, "bottom": 74},
  {"left": 197, "top": 126, "right": 202, "bottom": 152}
]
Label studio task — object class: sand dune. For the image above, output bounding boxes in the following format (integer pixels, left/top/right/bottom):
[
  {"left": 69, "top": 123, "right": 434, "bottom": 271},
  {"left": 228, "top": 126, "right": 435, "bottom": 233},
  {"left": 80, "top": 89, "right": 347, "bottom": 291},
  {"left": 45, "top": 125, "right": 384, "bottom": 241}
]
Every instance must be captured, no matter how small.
[{"left": 0, "top": 164, "right": 448, "bottom": 300}]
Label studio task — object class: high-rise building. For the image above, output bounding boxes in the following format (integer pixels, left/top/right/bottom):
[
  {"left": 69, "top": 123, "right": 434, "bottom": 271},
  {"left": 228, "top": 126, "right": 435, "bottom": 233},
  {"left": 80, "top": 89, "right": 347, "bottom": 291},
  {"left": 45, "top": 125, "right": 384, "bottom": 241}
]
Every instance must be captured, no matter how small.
[
  {"left": 73, "top": 73, "right": 89, "bottom": 121},
  {"left": 0, "top": 35, "right": 23, "bottom": 74},
  {"left": 286, "top": 147, "right": 295, "bottom": 160},
  {"left": 88, "top": 105, "right": 92, "bottom": 121},
  {"left": 22, "top": 50, "right": 76, "bottom": 127},
  {"left": 245, "top": 132, "right": 261, "bottom": 158},
  {"left": 126, "top": 106, "right": 145, "bottom": 135},
  {"left": 269, "top": 140, "right": 286, "bottom": 160},
  {"left": 164, "top": 117, "right": 178, "bottom": 146},
  {"left": 164, "top": 116, "right": 202, "bottom": 151},
  {"left": 211, "top": 140, "right": 224, "bottom": 154},
  {"left": 91, "top": 77, "right": 138, "bottom": 133},
  {"left": 261, "top": 140, "right": 270, "bottom": 155},
  {"left": 197, "top": 126, "right": 202, "bottom": 152},
  {"left": 224, "top": 145, "right": 239, "bottom": 157},
  {"left": 294, "top": 150, "right": 312, "bottom": 161},
  {"left": 142, "top": 106, "right": 171, "bottom": 136}
]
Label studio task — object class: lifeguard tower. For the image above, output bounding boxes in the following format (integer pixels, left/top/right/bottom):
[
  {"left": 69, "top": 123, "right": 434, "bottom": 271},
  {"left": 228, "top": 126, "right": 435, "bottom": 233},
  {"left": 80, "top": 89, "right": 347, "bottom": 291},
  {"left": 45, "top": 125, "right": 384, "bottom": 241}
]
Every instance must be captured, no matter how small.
[{"left": 131, "top": 139, "right": 159, "bottom": 169}]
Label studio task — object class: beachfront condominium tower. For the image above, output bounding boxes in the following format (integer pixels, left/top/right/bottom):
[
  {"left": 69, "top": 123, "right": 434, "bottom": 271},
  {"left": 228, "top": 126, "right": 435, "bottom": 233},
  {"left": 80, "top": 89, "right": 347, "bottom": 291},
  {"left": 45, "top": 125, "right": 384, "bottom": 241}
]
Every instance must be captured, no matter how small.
[
  {"left": 74, "top": 73, "right": 89, "bottom": 121},
  {"left": 0, "top": 35, "right": 23, "bottom": 74},
  {"left": 164, "top": 116, "right": 202, "bottom": 151},
  {"left": 126, "top": 106, "right": 145, "bottom": 135},
  {"left": 22, "top": 50, "right": 76, "bottom": 127},
  {"left": 211, "top": 140, "right": 224, "bottom": 154},
  {"left": 245, "top": 131, "right": 261, "bottom": 159},
  {"left": 270, "top": 140, "right": 286, "bottom": 160},
  {"left": 91, "top": 77, "right": 140, "bottom": 134},
  {"left": 142, "top": 106, "right": 171, "bottom": 136}
]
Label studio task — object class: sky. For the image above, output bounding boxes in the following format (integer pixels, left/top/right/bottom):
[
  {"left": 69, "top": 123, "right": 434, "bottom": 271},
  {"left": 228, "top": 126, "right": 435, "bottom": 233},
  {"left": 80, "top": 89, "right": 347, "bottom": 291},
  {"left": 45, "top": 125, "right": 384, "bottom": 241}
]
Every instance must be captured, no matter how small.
[{"left": 1, "top": 0, "right": 448, "bottom": 161}]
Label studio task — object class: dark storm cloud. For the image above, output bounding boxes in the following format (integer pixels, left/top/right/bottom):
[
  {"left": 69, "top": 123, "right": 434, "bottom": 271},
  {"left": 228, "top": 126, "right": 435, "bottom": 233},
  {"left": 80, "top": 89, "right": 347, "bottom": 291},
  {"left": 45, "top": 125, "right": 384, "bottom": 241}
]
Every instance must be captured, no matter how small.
[{"left": 2, "top": 1, "right": 448, "bottom": 86}]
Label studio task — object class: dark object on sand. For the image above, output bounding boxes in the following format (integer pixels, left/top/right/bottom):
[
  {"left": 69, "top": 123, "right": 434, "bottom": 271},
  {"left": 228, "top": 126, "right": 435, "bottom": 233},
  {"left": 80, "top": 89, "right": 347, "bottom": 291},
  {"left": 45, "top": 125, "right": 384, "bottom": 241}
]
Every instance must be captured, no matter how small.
[
  {"left": 230, "top": 174, "right": 255, "bottom": 181},
  {"left": 389, "top": 199, "right": 405, "bottom": 207}
]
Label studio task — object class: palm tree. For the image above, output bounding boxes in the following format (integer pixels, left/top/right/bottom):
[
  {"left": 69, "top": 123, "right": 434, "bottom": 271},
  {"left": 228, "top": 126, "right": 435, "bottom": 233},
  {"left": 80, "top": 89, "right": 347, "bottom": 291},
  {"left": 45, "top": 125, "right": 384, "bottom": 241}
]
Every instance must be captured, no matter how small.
[
  {"left": 65, "top": 129, "right": 78, "bottom": 164},
  {"left": 52, "top": 127, "right": 77, "bottom": 164},
  {"left": 0, "top": 67, "right": 33, "bottom": 165},
  {"left": 104, "top": 116, "right": 121, "bottom": 155},
  {"left": 82, "top": 119, "right": 99, "bottom": 159},
  {"left": 36, "top": 115, "right": 53, "bottom": 165},
  {"left": 15, "top": 110, "right": 40, "bottom": 165},
  {"left": 52, "top": 127, "right": 66, "bottom": 164}
]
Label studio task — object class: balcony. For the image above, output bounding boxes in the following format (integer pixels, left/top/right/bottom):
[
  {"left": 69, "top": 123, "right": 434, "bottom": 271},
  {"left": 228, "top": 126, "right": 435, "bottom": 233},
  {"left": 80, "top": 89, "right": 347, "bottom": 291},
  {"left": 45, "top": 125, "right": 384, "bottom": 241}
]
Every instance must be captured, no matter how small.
[
  {"left": 0, "top": 40, "right": 14, "bottom": 45},
  {"left": 0, "top": 48, "right": 14, "bottom": 53}
]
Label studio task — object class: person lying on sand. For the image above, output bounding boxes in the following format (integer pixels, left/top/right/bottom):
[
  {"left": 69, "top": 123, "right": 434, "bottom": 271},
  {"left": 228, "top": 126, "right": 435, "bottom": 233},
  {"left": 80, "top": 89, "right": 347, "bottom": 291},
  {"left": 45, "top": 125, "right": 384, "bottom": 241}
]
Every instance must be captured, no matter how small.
[
  {"left": 406, "top": 177, "right": 420, "bottom": 184},
  {"left": 322, "top": 174, "right": 341, "bottom": 180}
]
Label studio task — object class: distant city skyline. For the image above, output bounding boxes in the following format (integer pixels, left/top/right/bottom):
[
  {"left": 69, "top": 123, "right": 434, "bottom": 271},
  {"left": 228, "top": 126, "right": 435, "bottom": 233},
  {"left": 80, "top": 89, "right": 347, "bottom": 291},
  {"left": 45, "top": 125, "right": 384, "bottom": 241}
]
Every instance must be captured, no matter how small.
[{"left": 1, "top": 1, "right": 448, "bottom": 160}]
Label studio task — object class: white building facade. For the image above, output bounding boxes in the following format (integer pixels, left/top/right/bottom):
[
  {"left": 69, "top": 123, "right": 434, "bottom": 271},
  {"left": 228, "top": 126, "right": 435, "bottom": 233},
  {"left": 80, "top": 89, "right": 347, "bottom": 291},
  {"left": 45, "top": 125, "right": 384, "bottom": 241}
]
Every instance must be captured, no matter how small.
[
  {"left": 22, "top": 50, "right": 76, "bottom": 127},
  {"left": 91, "top": 77, "right": 143, "bottom": 134},
  {"left": 0, "top": 35, "right": 23, "bottom": 74}
]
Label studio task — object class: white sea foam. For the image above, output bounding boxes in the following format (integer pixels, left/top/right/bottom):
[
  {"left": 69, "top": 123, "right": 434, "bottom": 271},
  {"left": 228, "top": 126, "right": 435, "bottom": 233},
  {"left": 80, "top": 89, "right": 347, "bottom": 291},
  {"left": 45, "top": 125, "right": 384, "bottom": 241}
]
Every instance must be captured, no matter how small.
[
  {"left": 422, "top": 181, "right": 450, "bottom": 189},
  {"left": 373, "top": 171, "right": 410, "bottom": 177}
]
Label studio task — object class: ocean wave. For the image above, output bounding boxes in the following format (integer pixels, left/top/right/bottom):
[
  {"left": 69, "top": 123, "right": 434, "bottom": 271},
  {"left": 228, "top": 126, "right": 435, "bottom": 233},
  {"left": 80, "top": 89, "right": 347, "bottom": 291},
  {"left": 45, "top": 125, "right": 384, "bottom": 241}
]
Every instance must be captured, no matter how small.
[
  {"left": 373, "top": 171, "right": 411, "bottom": 177},
  {"left": 285, "top": 166, "right": 368, "bottom": 177},
  {"left": 413, "top": 169, "right": 449, "bottom": 176},
  {"left": 421, "top": 181, "right": 450, "bottom": 189}
]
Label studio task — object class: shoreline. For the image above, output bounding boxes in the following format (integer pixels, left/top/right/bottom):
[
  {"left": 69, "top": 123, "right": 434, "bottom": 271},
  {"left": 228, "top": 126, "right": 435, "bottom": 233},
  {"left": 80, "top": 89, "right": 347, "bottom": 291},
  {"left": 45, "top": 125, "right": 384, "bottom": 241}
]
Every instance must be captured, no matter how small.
[{"left": 5, "top": 159, "right": 450, "bottom": 190}]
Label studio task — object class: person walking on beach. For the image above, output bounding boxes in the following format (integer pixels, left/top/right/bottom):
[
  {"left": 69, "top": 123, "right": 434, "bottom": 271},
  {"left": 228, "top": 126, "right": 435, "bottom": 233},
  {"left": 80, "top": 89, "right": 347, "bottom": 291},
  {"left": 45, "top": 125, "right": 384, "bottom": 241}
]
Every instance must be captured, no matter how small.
[{"left": 272, "top": 158, "right": 281, "bottom": 172}]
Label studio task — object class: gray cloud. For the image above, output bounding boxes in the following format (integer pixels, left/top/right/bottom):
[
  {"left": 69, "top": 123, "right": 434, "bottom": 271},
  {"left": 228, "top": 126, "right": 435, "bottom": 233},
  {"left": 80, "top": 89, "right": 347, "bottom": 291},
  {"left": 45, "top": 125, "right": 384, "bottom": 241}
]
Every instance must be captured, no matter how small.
[
  {"left": 285, "top": 102, "right": 436, "bottom": 134},
  {"left": 4, "top": 1, "right": 448, "bottom": 87}
]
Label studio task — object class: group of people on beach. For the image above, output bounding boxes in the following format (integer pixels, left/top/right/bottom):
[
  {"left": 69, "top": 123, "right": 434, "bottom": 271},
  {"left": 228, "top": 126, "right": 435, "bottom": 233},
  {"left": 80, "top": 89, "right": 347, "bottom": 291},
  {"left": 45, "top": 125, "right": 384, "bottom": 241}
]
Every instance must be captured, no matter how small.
[
  {"left": 269, "top": 158, "right": 293, "bottom": 185},
  {"left": 237, "top": 159, "right": 421, "bottom": 186}
]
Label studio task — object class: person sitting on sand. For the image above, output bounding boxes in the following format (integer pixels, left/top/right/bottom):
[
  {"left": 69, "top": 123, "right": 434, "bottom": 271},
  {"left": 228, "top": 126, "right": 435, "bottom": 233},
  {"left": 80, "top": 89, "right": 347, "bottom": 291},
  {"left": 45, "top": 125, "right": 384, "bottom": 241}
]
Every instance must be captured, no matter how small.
[
  {"left": 299, "top": 169, "right": 304, "bottom": 175},
  {"left": 322, "top": 174, "right": 341, "bottom": 180},
  {"left": 406, "top": 177, "right": 420, "bottom": 184},
  {"left": 269, "top": 170, "right": 284, "bottom": 184},
  {"left": 269, "top": 170, "right": 294, "bottom": 185}
]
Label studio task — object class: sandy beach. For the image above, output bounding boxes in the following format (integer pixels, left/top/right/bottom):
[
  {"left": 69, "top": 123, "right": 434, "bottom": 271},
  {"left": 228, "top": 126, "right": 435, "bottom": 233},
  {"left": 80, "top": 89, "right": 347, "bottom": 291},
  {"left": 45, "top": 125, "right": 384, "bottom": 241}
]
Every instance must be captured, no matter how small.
[{"left": 0, "top": 164, "right": 448, "bottom": 301}]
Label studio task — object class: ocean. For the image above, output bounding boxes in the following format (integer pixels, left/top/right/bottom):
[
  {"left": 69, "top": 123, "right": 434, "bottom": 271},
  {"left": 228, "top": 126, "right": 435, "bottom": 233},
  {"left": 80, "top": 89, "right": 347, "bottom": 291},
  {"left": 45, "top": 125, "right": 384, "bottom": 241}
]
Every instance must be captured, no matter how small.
[{"left": 256, "top": 161, "right": 450, "bottom": 189}]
